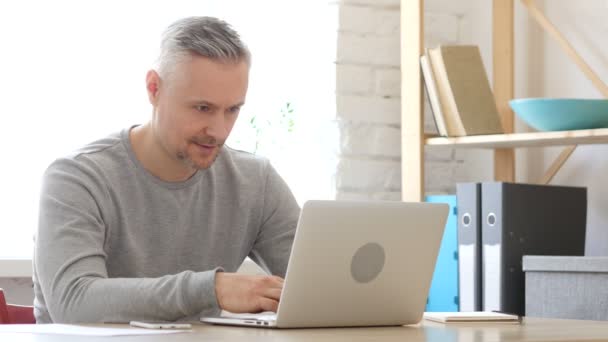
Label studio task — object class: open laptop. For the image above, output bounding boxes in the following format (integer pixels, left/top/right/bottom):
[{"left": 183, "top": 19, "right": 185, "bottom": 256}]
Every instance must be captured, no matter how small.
[{"left": 201, "top": 200, "right": 449, "bottom": 328}]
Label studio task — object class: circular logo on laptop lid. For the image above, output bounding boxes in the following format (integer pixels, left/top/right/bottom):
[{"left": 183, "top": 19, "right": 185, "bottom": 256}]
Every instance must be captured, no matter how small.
[{"left": 350, "top": 242, "right": 385, "bottom": 283}]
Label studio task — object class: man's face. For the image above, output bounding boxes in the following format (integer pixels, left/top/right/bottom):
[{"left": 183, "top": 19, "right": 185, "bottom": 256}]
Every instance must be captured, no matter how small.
[{"left": 148, "top": 55, "right": 249, "bottom": 170}]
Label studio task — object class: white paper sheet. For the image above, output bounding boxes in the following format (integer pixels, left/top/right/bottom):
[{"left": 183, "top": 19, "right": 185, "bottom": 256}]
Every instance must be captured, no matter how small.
[
  {"left": 423, "top": 311, "right": 520, "bottom": 323},
  {"left": 0, "top": 324, "right": 190, "bottom": 336}
]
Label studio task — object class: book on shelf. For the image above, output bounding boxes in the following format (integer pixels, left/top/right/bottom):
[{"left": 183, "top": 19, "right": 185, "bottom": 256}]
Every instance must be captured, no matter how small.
[
  {"left": 422, "top": 45, "right": 504, "bottom": 137},
  {"left": 420, "top": 52, "right": 448, "bottom": 136}
]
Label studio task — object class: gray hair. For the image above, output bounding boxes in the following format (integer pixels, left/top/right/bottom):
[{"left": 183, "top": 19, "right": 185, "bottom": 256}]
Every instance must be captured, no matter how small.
[{"left": 157, "top": 16, "right": 251, "bottom": 77}]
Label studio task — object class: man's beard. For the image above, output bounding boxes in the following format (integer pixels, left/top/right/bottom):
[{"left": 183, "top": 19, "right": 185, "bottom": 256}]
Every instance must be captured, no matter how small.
[
  {"left": 176, "top": 137, "right": 224, "bottom": 170},
  {"left": 176, "top": 150, "right": 221, "bottom": 170}
]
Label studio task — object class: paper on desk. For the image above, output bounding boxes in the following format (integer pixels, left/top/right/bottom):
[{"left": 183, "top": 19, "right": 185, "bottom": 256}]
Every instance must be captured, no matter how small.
[
  {"left": 0, "top": 324, "right": 190, "bottom": 336},
  {"left": 423, "top": 311, "right": 520, "bottom": 323}
]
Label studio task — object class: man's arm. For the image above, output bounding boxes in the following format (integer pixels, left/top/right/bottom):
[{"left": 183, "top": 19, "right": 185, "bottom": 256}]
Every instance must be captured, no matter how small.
[
  {"left": 248, "top": 161, "right": 300, "bottom": 277},
  {"left": 35, "top": 160, "right": 221, "bottom": 323}
]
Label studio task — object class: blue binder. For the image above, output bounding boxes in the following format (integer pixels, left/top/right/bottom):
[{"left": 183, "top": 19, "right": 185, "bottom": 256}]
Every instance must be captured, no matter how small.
[{"left": 425, "top": 195, "right": 459, "bottom": 312}]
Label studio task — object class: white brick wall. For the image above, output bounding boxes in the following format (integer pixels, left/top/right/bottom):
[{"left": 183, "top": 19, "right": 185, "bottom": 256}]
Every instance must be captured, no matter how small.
[
  {"left": 336, "top": 64, "right": 373, "bottom": 94},
  {"left": 339, "top": 6, "right": 400, "bottom": 35},
  {"left": 337, "top": 33, "right": 400, "bottom": 66},
  {"left": 336, "top": 95, "right": 400, "bottom": 124},
  {"left": 340, "top": 122, "right": 400, "bottom": 157},
  {"left": 336, "top": 0, "right": 476, "bottom": 199},
  {"left": 336, "top": 158, "right": 401, "bottom": 190},
  {"left": 340, "top": 0, "right": 400, "bottom": 8},
  {"left": 337, "top": 191, "right": 402, "bottom": 201},
  {"left": 425, "top": 12, "right": 462, "bottom": 46},
  {"left": 375, "top": 68, "right": 400, "bottom": 97}
]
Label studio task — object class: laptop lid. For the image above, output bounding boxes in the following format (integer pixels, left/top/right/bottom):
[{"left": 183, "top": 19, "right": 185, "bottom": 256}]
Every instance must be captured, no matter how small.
[
  {"left": 273, "top": 200, "right": 448, "bottom": 328},
  {"left": 201, "top": 200, "right": 449, "bottom": 328}
]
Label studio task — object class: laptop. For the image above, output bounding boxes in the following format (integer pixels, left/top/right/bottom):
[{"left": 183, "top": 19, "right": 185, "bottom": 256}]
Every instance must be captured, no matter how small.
[{"left": 201, "top": 200, "right": 449, "bottom": 328}]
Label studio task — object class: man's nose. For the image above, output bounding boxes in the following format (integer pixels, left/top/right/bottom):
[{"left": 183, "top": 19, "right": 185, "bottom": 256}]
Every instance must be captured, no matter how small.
[{"left": 205, "top": 112, "right": 227, "bottom": 140}]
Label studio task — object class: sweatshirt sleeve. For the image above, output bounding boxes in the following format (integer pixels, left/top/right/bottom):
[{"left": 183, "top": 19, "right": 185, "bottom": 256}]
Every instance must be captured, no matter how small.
[
  {"left": 35, "top": 159, "right": 222, "bottom": 323},
  {"left": 248, "top": 161, "right": 300, "bottom": 277}
]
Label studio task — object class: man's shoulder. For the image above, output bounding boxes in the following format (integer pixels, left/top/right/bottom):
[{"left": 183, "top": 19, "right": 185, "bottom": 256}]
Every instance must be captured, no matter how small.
[
  {"left": 46, "top": 130, "right": 127, "bottom": 176},
  {"left": 71, "top": 131, "right": 124, "bottom": 157}
]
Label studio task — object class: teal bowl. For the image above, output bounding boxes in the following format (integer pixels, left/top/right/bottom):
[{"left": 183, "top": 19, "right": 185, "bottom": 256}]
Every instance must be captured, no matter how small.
[{"left": 509, "top": 98, "right": 608, "bottom": 131}]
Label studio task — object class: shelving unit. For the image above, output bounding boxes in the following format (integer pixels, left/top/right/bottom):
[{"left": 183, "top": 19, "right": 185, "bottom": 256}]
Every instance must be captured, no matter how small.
[
  {"left": 425, "top": 128, "right": 608, "bottom": 149},
  {"left": 400, "top": 0, "right": 607, "bottom": 201}
]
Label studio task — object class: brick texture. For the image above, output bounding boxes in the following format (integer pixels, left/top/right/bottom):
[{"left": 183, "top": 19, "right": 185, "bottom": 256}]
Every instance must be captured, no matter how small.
[{"left": 336, "top": 1, "right": 472, "bottom": 199}]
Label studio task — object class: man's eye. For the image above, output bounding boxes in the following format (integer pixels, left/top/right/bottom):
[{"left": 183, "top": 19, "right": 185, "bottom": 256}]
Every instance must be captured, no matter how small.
[
  {"left": 196, "top": 105, "right": 210, "bottom": 112},
  {"left": 228, "top": 106, "right": 241, "bottom": 114}
]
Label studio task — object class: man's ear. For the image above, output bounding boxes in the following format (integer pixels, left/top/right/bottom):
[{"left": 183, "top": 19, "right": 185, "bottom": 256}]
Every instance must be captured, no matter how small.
[{"left": 145, "top": 70, "right": 161, "bottom": 105}]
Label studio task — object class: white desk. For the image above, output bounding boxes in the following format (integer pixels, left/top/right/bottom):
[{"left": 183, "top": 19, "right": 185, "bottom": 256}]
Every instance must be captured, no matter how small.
[{"left": 1, "top": 317, "right": 608, "bottom": 341}]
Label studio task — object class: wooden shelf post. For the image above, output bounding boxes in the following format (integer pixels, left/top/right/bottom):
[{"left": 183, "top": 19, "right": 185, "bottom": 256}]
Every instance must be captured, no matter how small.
[
  {"left": 493, "top": 0, "right": 516, "bottom": 182},
  {"left": 401, "top": 0, "right": 424, "bottom": 202}
]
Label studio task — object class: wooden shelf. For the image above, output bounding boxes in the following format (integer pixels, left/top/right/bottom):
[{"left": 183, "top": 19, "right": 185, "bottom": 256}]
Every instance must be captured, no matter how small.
[{"left": 425, "top": 128, "right": 608, "bottom": 149}]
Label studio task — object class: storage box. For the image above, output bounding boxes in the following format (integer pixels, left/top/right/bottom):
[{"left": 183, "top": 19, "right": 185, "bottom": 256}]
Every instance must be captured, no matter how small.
[{"left": 523, "top": 256, "right": 608, "bottom": 320}]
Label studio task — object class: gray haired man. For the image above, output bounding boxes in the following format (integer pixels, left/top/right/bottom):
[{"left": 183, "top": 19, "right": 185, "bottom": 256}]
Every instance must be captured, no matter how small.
[{"left": 34, "top": 16, "right": 300, "bottom": 323}]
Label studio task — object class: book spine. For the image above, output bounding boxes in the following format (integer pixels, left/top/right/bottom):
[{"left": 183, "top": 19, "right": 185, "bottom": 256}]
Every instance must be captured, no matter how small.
[
  {"left": 420, "top": 55, "right": 448, "bottom": 137},
  {"left": 428, "top": 47, "right": 466, "bottom": 136}
]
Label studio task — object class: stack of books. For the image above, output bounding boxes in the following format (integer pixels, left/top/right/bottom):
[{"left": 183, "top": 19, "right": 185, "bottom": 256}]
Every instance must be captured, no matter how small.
[{"left": 420, "top": 45, "right": 504, "bottom": 137}]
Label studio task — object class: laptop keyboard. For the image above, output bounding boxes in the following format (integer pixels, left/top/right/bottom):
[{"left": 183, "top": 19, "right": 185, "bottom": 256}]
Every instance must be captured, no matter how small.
[
  {"left": 254, "top": 314, "right": 277, "bottom": 321},
  {"left": 221, "top": 312, "right": 277, "bottom": 322}
]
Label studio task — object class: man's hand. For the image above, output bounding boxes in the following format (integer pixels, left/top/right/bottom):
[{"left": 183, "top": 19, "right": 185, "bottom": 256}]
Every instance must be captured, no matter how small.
[{"left": 214, "top": 273, "right": 284, "bottom": 313}]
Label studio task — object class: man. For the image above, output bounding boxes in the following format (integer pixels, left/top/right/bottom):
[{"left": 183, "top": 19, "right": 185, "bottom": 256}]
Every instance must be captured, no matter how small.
[{"left": 33, "top": 16, "right": 300, "bottom": 323}]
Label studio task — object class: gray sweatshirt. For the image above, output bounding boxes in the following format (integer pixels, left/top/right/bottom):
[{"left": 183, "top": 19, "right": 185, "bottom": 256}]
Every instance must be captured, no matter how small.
[{"left": 33, "top": 128, "right": 300, "bottom": 323}]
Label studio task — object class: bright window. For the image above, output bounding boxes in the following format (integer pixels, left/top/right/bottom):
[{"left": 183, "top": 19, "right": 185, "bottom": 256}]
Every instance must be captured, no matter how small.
[{"left": 0, "top": 1, "right": 337, "bottom": 258}]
